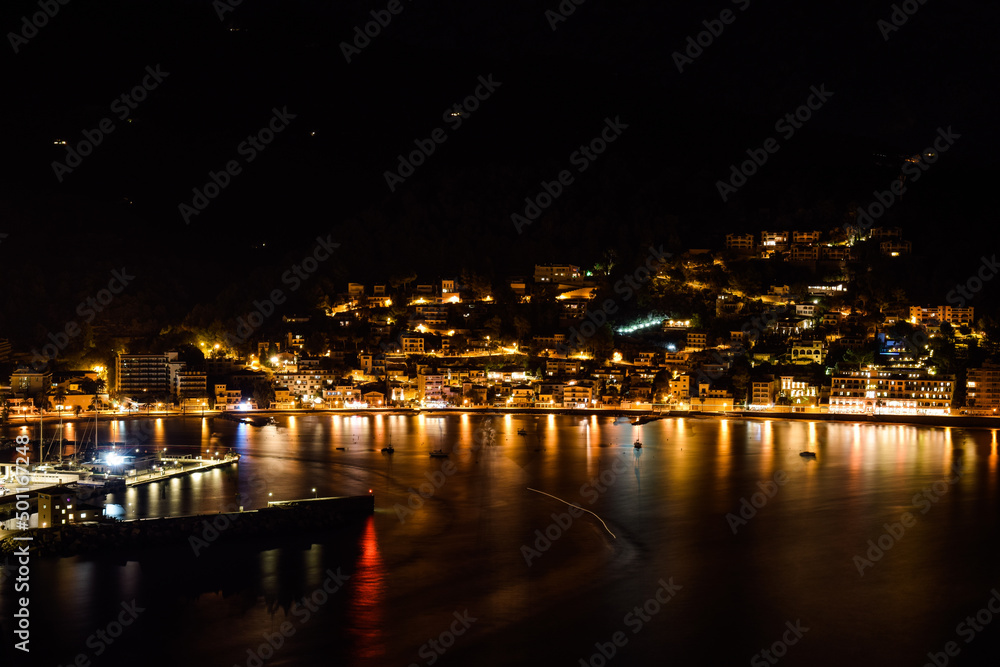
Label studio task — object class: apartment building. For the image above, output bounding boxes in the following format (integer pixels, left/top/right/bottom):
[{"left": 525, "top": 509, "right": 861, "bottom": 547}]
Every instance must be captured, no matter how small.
[
  {"left": 760, "top": 231, "right": 789, "bottom": 247},
  {"left": 115, "top": 352, "right": 178, "bottom": 399},
  {"left": 534, "top": 264, "right": 583, "bottom": 284},
  {"left": 686, "top": 332, "right": 708, "bottom": 351},
  {"left": 791, "top": 341, "right": 825, "bottom": 364},
  {"left": 725, "top": 233, "right": 755, "bottom": 252},
  {"left": 829, "top": 368, "right": 954, "bottom": 415},
  {"left": 751, "top": 377, "right": 780, "bottom": 406},
  {"left": 966, "top": 361, "right": 1000, "bottom": 415},
  {"left": 909, "top": 306, "right": 975, "bottom": 327}
]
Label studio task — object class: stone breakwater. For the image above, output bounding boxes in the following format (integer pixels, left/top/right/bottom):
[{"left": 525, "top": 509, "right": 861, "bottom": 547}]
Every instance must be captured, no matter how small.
[{"left": 0, "top": 495, "right": 374, "bottom": 559}]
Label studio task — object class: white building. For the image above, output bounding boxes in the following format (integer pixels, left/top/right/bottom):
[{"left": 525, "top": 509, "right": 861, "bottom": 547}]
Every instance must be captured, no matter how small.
[{"left": 829, "top": 368, "right": 954, "bottom": 415}]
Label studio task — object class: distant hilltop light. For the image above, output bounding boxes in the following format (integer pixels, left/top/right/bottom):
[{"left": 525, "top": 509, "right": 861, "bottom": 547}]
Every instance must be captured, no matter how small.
[{"left": 53, "top": 140, "right": 67, "bottom": 145}]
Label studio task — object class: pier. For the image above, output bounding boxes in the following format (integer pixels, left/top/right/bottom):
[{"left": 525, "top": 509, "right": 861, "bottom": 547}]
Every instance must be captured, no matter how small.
[
  {"left": 0, "top": 494, "right": 375, "bottom": 558},
  {"left": 125, "top": 453, "right": 241, "bottom": 486}
]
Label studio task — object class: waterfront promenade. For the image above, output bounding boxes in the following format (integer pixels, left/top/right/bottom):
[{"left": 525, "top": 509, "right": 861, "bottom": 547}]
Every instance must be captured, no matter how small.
[{"left": 7, "top": 404, "right": 1000, "bottom": 433}]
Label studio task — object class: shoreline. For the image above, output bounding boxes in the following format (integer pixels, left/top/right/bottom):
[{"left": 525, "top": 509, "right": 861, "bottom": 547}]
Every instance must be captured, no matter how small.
[{"left": 6, "top": 406, "right": 1000, "bottom": 430}]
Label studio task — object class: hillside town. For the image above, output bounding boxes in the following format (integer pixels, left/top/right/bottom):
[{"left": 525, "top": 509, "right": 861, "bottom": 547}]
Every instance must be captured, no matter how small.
[{"left": 2, "top": 224, "right": 997, "bottom": 420}]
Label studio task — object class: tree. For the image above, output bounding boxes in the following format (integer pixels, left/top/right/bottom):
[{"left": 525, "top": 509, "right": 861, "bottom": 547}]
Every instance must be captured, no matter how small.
[
  {"left": 460, "top": 269, "right": 493, "bottom": 301},
  {"left": 484, "top": 316, "right": 502, "bottom": 340},
  {"left": 513, "top": 315, "right": 531, "bottom": 343},
  {"left": 305, "top": 331, "right": 327, "bottom": 356},
  {"left": 33, "top": 392, "right": 50, "bottom": 412},
  {"left": 74, "top": 405, "right": 83, "bottom": 418},
  {"left": 730, "top": 359, "right": 752, "bottom": 407},
  {"left": 252, "top": 378, "right": 276, "bottom": 409},
  {"left": 53, "top": 387, "right": 67, "bottom": 409},
  {"left": 390, "top": 271, "right": 418, "bottom": 292}
]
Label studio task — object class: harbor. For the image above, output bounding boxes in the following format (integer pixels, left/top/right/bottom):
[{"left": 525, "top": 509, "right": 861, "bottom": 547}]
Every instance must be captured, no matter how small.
[{"left": 4, "top": 412, "right": 1000, "bottom": 666}]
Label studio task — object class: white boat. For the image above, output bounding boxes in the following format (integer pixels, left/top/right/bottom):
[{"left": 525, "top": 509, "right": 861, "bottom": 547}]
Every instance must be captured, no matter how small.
[{"left": 613, "top": 415, "right": 631, "bottom": 425}]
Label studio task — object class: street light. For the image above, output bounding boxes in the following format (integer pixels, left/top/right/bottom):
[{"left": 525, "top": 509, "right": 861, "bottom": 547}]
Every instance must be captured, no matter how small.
[{"left": 312, "top": 487, "right": 317, "bottom": 498}]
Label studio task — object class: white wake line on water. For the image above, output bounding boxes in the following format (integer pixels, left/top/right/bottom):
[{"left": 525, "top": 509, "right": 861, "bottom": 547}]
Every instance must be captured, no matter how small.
[{"left": 526, "top": 487, "right": 616, "bottom": 539}]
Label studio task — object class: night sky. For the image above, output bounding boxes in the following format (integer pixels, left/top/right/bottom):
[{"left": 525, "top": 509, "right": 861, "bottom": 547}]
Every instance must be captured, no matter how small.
[{"left": 1, "top": 0, "right": 997, "bottom": 333}]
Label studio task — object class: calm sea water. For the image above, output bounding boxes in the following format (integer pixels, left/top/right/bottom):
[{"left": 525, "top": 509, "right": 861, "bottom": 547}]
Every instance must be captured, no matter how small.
[{"left": 3, "top": 414, "right": 1000, "bottom": 666}]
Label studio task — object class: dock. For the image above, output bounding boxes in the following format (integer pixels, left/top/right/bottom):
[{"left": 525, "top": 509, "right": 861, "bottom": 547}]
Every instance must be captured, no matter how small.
[{"left": 126, "top": 454, "right": 241, "bottom": 486}]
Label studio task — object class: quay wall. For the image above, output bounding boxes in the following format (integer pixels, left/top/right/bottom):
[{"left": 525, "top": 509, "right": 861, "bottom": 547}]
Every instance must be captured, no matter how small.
[{"left": 0, "top": 495, "right": 374, "bottom": 558}]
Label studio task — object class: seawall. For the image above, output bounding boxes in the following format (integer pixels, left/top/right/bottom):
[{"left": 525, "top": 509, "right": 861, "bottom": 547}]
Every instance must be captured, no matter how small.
[{"left": 0, "top": 494, "right": 374, "bottom": 559}]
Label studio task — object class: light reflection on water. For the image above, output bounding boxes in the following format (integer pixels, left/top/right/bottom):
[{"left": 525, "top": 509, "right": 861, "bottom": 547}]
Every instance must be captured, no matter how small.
[{"left": 4, "top": 415, "right": 1000, "bottom": 666}]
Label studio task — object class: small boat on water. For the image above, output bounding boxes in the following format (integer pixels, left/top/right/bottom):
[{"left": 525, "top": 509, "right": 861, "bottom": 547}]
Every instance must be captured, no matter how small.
[
  {"left": 517, "top": 428, "right": 527, "bottom": 435},
  {"left": 613, "top": 415, "right": 631, "bottom": 425},
  {"left": 336, "top": 447, "right": 346, "bottom": 451},
  {"left": 634, "top": 440, "right": 643, "bottom": 449},
  {"left": 381, "top": 445, "right": 394, "bottom": 454},
  {"left": 429, "top": 449, "right": 449, "bottom": 458},
  {"left": 799, "top": 451, "right": 816, "bottom": 458}
]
